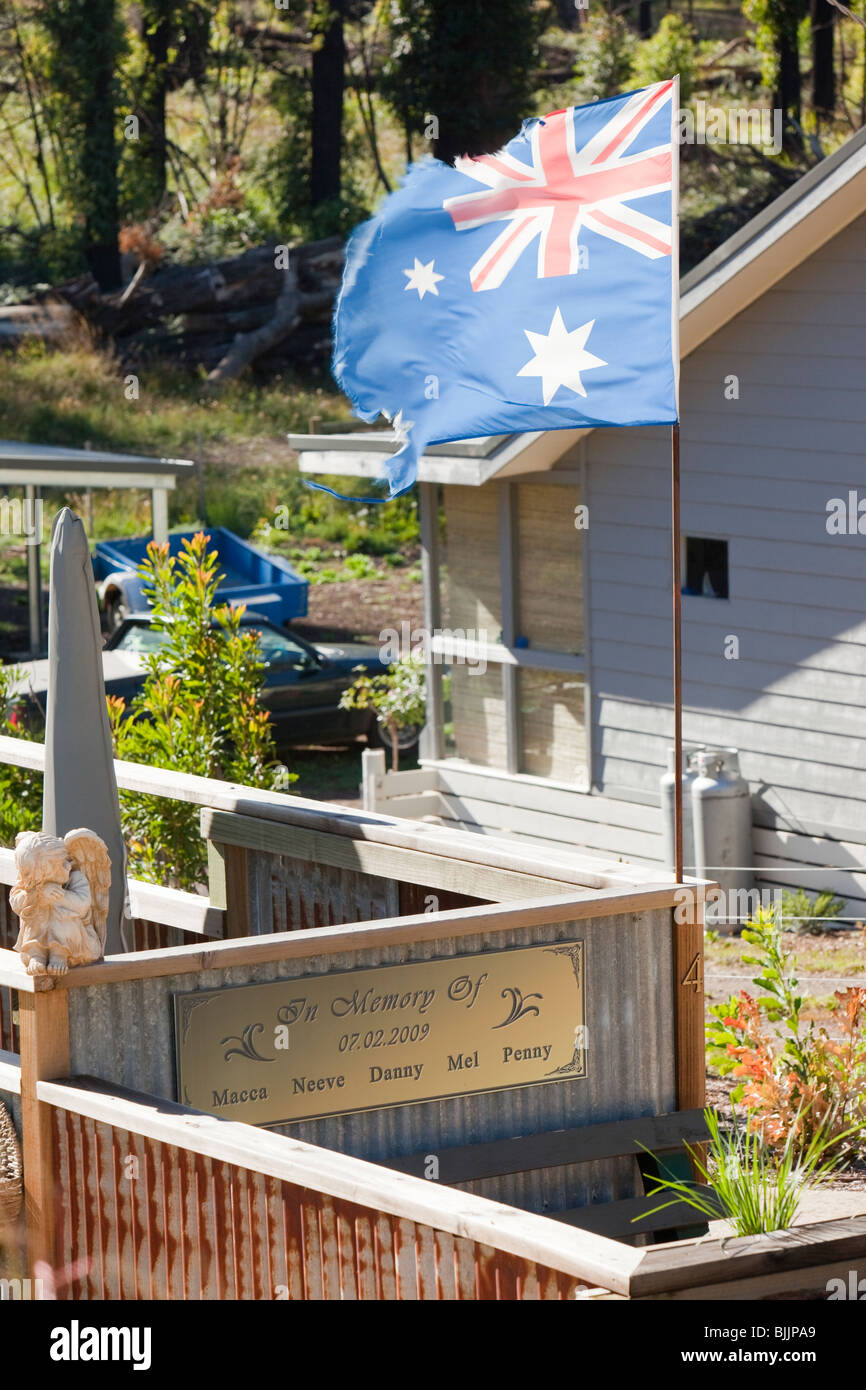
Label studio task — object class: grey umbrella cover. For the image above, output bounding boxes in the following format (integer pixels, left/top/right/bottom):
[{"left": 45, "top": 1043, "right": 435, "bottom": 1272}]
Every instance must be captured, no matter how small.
[{"left": 42, "top": 509, "right": 128, "bottom": 954}]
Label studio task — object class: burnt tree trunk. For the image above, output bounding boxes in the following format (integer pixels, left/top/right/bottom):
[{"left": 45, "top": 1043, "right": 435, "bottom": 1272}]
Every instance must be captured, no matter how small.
[
  {"left": 84, "top": 41, "right": 122, "bottom": 286},
  {"left": 137, "top": 0, "right": 173, "bottom": 210},
  {"left": 810, "top": 0, "right": 835, "bottom": 116},
  {"left": 775, "top": 24, "right": 802, "bottom": 130},
  {"left": 311, "top": 1, "right": 345, "bottom": 208}
]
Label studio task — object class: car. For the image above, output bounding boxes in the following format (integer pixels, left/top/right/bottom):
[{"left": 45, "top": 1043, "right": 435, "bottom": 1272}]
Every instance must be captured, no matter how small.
[{"left": 6, "top": 612, "right": 422, "bottom": 756}]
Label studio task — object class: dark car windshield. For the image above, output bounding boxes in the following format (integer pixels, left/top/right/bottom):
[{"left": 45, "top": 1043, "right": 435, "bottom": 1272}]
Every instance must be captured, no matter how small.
[
  {"left": 113, "top": 621, "right": 314, "bottom": 665},
  {"left": 112, "top": 623, "right": 165, "bottom": 655}
]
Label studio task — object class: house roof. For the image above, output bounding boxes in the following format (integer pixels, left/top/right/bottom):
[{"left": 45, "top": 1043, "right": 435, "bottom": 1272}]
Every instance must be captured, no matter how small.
[{"left": 291, "top": 124, "right": 866, "bottom": 487}]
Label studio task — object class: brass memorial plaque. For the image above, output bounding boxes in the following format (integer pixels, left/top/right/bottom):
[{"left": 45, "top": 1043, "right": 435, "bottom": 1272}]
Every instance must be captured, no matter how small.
[{"left": 174, "top": 941, "right": 586, "bottom": 1126}]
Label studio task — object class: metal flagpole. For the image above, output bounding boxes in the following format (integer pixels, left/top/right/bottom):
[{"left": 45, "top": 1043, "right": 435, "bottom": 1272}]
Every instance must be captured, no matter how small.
[{"left": 671, "top": 421, "right": 683, "bottom": 882}]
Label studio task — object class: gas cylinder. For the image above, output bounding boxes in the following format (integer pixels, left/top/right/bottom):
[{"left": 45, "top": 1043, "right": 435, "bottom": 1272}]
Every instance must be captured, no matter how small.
[
  {"left": 691, "top": 748, "right": 753, "bottom": 932},
  {"left": 660, "top": 744, "right": 703, "bottom": 876}
]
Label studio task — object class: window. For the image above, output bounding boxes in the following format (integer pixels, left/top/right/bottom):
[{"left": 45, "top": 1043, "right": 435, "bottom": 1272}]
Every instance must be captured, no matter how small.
[
  {"left": 444, "top": 665, "right": 508, "bottom": 769},
  {"left": 517, "top": 668, "right": 585, "bottom": 780},
  {"left": 439, "top": 484, "right": 502, "bottom": 637},
  {"left": 113, "top": 622, "right": 164, "bottom": 655},
  {"left": 433, "top": 478, "right": 588, "bottom": 785},
  {"left": 252, "top": 626, "right": 315, "bottom": 664},
  {"left": 515, "top": 483, "right": 583, "bottom": 654},
  {"left": 683, "top": 537, "right": 728, "bottom": 599}
]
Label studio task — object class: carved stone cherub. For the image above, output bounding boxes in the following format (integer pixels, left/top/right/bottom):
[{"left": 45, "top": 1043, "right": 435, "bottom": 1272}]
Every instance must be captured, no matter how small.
[{"left": 10, "top": 828, "right": 111, "bottom": 976}]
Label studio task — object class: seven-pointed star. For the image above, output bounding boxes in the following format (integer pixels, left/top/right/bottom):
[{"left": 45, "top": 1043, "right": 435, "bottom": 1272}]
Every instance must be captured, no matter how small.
[
  {"left": 517, "top": 308, "right": 607, "bottom": 405},
  {"left": 403, "top": 258, "right": 444, "bottom": 300}
]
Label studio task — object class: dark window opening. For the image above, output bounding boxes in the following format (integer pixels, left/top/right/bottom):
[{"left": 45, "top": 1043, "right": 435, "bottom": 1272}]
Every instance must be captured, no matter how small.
[{"left": 684, "top": 537, "right": 728, "bottom": 599}]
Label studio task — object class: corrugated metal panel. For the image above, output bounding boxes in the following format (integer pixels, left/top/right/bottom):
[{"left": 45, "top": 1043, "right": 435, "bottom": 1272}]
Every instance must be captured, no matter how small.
[
  {"left": 52, "top": 1110, "right": 587, "bottom": 1299},
  {"left": 68, "top": 906, "right": 674, "bottom": 1223},
  {"left": 247, "top": 850, "right": 400, "bottom": 934}
]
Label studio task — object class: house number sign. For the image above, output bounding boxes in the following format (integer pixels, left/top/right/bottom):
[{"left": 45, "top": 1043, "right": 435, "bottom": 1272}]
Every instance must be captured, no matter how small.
[{"left": 174, "top": 940, "right": 587, "bottom": 1125}]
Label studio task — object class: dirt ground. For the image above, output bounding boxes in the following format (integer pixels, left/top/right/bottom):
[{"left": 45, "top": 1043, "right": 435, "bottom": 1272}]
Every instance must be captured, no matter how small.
[{"left": 290, "top": 569, "right": 424, "bottom": 645}]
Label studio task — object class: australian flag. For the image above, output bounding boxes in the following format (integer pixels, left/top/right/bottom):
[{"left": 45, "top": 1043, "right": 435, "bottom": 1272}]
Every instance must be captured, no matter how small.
[{"left": 333, "top": 79, "right": 680, "bottom": 496}]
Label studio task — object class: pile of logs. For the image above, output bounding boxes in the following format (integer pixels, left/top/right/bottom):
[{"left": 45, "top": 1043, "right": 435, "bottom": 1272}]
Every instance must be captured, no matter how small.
[{"left": 15, "top": 236, "right": 344, "bottom": 383}]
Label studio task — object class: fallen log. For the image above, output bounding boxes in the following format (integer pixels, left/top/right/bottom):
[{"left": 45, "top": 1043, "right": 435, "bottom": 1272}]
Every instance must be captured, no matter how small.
[
  {"left": 26, "top": 235, "right": 345, "bottom": 379},
  {"left": 206, "top": 263, "right": 304, "bottom": 384}
]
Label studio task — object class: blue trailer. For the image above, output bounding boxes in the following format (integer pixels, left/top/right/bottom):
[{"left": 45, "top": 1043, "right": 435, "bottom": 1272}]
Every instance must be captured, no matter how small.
[{"left": 92, "top": 527, "right": 309, "bottom": 630}]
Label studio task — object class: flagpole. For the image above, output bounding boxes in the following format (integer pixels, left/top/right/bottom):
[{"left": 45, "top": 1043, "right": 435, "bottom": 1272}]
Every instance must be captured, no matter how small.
[{"left": 671, "top": 421, "right": 683, "bottom": 882}]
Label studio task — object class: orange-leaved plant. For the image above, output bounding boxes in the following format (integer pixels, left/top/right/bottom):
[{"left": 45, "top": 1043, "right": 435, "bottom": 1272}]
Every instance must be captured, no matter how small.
[{"left": 707, "top": 906, "right": 866, "bottom": 1158}]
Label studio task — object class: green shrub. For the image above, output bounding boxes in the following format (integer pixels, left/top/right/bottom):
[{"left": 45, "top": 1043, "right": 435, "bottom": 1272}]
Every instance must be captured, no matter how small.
[
  {"left": 573, "top": 12, "right": 635, "bottom": 102},
  {"left": 0, "top": 666, "right": 44, "bottom": 845},
  {"left": 707, "top": 906, "right": 866, "bottom": 1158},
  {"left": 339, "top": 655, "right": 425, "bottom": 771},
  {"left": 343, "top": 553, "right": 379, "bottom": 580},
  {"left": 108, "top": 532, "right": 289, "bottom": 889},
  {"left": 633, "top": 15, "right": 698, "bottom": 102},
  {"left": 637, "top": 1104, "right": 852, "bottom": 1237},
  {"left": 780, "top": 886, "right": 845, "bottom": 935}
]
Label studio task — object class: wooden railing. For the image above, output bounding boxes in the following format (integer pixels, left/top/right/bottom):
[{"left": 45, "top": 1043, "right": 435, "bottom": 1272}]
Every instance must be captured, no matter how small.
[{"left": 42, "top": 1075, "right": 630, "bottom": 1300}]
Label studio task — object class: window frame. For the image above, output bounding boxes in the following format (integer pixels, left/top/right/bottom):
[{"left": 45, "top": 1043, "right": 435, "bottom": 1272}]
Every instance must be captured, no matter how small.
[{"left": 425, "top": 470, "right": 592, "bottom": 789}]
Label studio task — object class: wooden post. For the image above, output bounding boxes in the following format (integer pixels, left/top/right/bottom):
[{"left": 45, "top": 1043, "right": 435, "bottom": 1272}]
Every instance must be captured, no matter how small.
[
  {"left": 418, "top": 482, "right": 443, "bottom": 762},
  {"left": 151, "top": 487, "right": 169, "bottom": 544},
  {"left": 18, "top": 987, "right": 70, "bottom": 1275},
  {"left": 671, "top": 423, "right": 683, "bottom": 883},
  {"left": 672, "top": 891, "right": 705, "bottom": 1113},
  {"left": 25, "top": 484, "right": 43, "bottom": 657},
  {"left": 223, "top": 844, "right": 252, "bottom": 938}
]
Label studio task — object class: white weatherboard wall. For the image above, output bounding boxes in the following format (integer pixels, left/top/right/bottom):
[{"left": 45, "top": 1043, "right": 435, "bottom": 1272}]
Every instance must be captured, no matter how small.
[{"left": 581, "top": 208, "right": 866, "bottom": 915}]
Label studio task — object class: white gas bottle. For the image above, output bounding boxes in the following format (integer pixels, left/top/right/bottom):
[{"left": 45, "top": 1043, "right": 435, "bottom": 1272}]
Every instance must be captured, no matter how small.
[
  {"left": 660, "top": 744, "right": 703, "bottom": 876},
  {"left": 691, "top": 748, "right": 753, "bottom": 932}
]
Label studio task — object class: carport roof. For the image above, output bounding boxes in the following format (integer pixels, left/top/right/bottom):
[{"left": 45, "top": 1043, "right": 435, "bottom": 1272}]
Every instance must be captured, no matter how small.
[{"left": 0, "top": 440, "right": 195, "bottom": 485}]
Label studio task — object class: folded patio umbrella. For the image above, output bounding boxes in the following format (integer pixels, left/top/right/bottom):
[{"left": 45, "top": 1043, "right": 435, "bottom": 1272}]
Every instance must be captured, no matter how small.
[{"left": 42, "top": 508, "right": 127, "bottom": 954}]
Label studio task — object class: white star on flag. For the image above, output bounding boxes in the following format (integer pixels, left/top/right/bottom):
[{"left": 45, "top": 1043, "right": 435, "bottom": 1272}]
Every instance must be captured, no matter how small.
[
  {"left": 388, "top": 409, "right": 415, "bottom": 445},
  {"left": 403, "top": 258, "right": 444, "bottom": 300},
  {"left": 517, "top": 308, "right": 606, "bottom": 405}
]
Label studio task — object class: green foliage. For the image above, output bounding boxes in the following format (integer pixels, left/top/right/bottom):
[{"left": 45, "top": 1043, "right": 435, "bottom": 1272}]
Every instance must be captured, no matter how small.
[
  {"left": 248, "top": 473, "right": 419, "bottom": 557},
  {"left": 0, "top": 667, "right": 44, "bottom": 847},
  {"left": 780, "top": 886, "right": 845, "bottom": 935},
  {"left": 572, "top": 11, "right": 636, "bottom": 103},
  {"left": 637, "top": 1105, "right": 850, "bottom": 1236},
  {"left": 266, "top": 62, "right": 370, "bottom": 242},
  {"left": 342, "top": 552, "right": 379, "bottom": 579},
  {"left": 708, "top": 905, "right": 810, "bottom": 1079},
  {"left": 707, "top": 905, "right": 866, "bottom": 1156},
  {"left": 107, "top": 531, "right": 288, "bottom": 888},
  {"left": 632, "top": 15, "right": 698, "bottom": 102},
  {"left": 381, "top": 0, "right": 540, "bottom": 159},
  {"left": 339, "top": 653, "right": 425, "bottom": 769},
  {"left": 743, "top": 0, "right": 807, "bottom": 95}
]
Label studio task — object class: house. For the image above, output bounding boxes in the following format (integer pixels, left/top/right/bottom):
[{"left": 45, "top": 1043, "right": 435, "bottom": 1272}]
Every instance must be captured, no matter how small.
[{"left": 291, "top": 124, "right": 866, "bottom": 921}]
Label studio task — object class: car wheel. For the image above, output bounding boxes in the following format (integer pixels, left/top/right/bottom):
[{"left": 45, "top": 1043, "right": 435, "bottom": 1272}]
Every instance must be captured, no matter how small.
[
  {"left": 368, "top": 718, "right": 421, "bottom": 758},
  {"left": 104, "top": 593, "right": 129, "bottom": 633}
]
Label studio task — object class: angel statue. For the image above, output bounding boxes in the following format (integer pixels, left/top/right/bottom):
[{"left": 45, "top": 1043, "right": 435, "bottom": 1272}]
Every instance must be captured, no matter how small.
[{"left": 10, "top": 829, "right": 111, "bottom": 976}]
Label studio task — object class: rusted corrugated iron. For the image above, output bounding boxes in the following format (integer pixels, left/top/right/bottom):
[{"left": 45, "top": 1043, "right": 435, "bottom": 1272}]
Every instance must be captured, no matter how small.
[{"left": 51, "top": 1109, "right": 586, "bottom": 1300}]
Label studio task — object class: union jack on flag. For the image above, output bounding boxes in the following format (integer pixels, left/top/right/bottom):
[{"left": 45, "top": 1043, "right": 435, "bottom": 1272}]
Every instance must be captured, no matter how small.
[{"left": 333, "top": 80, "right": 680, "bottom": 496}]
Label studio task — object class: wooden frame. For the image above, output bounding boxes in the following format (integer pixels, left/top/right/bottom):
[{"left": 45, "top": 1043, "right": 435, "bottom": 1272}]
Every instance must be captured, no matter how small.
[{"left": 0, "top": 881, "right": 685, "bottom": 992}]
